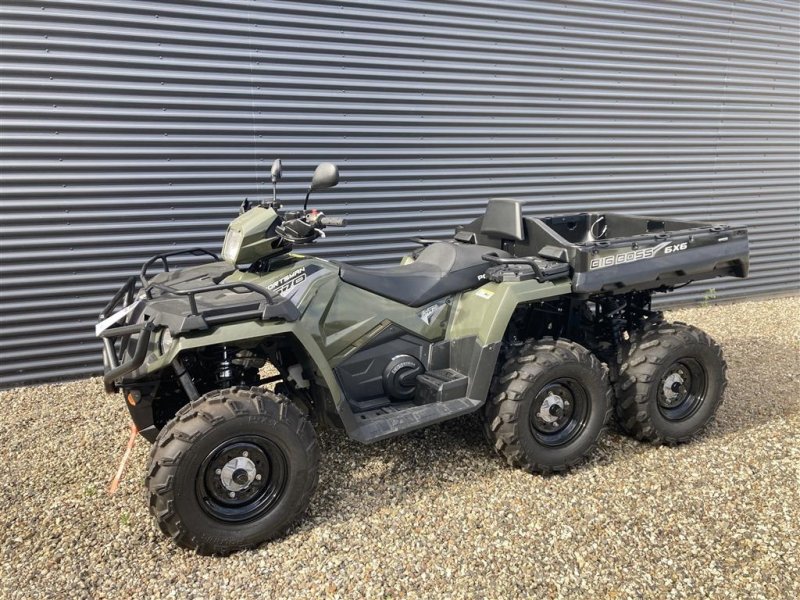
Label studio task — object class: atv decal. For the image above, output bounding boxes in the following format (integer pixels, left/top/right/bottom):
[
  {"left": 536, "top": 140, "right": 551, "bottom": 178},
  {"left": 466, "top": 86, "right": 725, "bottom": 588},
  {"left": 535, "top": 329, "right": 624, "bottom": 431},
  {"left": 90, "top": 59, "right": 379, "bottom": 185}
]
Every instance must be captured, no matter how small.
[
  {"left": 272, "top": 264, "right": 325, "bottom": 301},
  {"left": 589, "top": 241, "right": 679, "bottom": 270},
  {"left": 267, "top": 267, "right": 306, "bottom": 296},
  {"left": 417, "top": 300, "right": 447, "bottom": 325},
  {"left": 664, "top": 242, "right": 688, "bottom": 254}
]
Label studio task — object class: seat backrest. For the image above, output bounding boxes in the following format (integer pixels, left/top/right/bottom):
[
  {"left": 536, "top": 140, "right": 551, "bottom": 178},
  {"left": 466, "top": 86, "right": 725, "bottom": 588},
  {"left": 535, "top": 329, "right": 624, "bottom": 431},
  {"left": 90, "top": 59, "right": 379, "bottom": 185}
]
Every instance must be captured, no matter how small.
[{"left": 480, "top": 199, "right": 525, "bottom": 241}]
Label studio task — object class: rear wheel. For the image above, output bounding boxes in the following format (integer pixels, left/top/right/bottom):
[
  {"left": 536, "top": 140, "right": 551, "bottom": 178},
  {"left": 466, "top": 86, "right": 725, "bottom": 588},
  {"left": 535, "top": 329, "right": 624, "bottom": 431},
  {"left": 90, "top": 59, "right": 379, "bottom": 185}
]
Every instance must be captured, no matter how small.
[
  {"left": 484, "top": 339, "right": 612, "bottom": 473},
  {"left": 146, "top": 387, "right": 319, "bottom": 555},
  {"left": 615, "top": 322, "right": 727, "bottom": 444}
]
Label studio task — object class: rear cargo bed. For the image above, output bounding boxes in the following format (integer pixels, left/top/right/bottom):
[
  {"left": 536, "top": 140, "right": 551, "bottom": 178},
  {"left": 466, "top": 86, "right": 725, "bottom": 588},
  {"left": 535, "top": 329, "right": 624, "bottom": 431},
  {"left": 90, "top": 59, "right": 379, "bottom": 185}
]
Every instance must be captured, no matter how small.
[{"left": 515, "top": 212, "right": 749, "bottom": 294}]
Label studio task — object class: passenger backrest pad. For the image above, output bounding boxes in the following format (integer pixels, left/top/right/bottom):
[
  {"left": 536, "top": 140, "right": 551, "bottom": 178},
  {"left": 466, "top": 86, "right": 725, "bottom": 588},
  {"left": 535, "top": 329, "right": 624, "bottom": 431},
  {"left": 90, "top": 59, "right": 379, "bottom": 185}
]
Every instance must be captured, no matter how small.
[{"left": 480, "top": 199, "right": 525, "bottom": 242}]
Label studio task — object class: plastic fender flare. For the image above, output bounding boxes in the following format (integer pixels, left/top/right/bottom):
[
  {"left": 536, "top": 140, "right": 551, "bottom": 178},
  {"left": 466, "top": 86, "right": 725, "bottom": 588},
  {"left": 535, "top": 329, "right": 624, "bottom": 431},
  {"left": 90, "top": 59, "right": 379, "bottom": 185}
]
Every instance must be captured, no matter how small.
[
  {"left": 144, "top": 320, "right": 344, "bottom": 408},
  {"left": 447, "top": 278, "right": 573, "bottom": 346}
]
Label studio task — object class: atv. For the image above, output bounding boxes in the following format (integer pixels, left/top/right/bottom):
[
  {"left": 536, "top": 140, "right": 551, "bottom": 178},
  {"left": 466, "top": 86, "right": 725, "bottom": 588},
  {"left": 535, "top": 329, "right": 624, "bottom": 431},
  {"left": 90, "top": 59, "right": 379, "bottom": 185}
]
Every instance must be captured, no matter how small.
[{"left": 97, "top": 159, "right": 749, "bottom": 554}]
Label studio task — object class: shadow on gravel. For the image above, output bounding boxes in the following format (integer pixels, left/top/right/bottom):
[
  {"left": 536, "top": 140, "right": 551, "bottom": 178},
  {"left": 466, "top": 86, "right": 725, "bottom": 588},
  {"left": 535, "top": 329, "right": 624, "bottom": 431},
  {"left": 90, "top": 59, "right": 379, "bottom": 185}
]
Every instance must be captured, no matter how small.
[
  {"left": 713, "top": 337, "right": 799, "bottom": 434},
  {"left": 304, "top": 414, "right": 494, "bottom": 526},
  {"left": 300, "top": 412, "right": 646, "bottom": 531}
]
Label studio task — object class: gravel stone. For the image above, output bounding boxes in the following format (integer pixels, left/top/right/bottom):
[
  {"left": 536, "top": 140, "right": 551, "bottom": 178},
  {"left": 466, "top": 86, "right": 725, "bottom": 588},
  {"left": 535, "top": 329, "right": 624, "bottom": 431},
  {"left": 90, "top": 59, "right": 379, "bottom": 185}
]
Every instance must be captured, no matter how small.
[{"left": 1, "top": 297, "right": 798, "bottom": 599}]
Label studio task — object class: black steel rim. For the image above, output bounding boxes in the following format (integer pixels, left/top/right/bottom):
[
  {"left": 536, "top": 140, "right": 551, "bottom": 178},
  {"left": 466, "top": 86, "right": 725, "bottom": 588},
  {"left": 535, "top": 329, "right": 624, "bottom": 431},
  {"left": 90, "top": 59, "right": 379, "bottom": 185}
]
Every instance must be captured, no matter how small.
[
  {"left": 657, "top": 358, "right": 708, "bottom": 421},
  {"left": 528, "top": 378, "right": 590, "bottom": 447},
  {"left": 197, "top": 436, "right": 288, "bottom": 523}
]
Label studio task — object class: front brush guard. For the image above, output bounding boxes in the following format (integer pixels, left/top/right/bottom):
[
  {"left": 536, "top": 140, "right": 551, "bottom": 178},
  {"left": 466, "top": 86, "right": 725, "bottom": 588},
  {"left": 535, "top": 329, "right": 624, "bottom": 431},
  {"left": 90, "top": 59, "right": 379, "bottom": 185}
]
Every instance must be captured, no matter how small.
[{"left": 99, "top": 321, "right": 155, "bottom": 389}]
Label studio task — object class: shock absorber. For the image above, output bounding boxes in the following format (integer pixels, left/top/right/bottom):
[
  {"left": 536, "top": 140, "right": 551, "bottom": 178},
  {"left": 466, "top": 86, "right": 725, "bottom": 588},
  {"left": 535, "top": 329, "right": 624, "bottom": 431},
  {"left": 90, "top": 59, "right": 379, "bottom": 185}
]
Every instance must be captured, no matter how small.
[
  {"left": 209, "top": 345, "right": 263, "bottom": 389},
  {"left": 215, "top": 346, "right": 236, "bottom": 388}
]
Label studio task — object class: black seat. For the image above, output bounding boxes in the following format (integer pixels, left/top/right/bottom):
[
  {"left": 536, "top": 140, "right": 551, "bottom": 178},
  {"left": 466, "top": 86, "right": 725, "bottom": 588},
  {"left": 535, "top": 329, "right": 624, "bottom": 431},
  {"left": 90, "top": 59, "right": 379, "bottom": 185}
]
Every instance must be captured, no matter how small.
[{"left": 339, "top": 242, "right": 508, "bottom": 307}]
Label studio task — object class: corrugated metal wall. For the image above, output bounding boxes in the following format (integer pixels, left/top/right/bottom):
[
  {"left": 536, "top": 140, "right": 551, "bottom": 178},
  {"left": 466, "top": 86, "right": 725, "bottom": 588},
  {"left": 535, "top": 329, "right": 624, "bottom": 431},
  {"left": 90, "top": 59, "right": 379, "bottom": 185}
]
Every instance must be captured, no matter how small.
[{"left": 2, "top": 0, "right": 798, "bottom": 387}]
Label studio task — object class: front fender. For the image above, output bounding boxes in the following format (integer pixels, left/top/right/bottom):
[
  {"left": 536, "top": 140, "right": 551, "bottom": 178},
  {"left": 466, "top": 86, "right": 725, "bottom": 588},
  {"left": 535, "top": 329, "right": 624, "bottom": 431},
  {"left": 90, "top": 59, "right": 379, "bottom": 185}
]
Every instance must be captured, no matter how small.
[{"left": 143, "top": 320, "right": 343, "bottom": 407}]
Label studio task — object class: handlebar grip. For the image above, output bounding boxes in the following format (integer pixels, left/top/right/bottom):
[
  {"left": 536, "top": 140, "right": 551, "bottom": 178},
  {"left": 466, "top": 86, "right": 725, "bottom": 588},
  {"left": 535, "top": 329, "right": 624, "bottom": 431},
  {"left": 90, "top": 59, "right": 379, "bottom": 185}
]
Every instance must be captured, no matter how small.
[{"left": 320, "top": 216, "right": 347, "bottom": 227}]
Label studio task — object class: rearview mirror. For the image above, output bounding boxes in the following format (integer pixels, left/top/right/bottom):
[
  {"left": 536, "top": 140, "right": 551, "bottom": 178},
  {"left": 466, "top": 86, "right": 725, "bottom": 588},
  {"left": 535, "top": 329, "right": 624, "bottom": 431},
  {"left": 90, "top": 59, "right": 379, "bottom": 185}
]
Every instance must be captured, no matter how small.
[
  {"left": 270, "top": 159, "right": 282, "bottom": 183},
  {"left": 310, "top": 162, "right": 339, "bottom": 192}
]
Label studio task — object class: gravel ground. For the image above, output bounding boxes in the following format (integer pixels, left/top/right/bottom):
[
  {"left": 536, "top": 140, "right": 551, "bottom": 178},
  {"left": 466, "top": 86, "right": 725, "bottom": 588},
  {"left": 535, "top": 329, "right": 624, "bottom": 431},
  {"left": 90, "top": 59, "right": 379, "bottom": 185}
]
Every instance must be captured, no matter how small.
[{"left": 1, "top": 297, "right": 798, "bottom": 599}]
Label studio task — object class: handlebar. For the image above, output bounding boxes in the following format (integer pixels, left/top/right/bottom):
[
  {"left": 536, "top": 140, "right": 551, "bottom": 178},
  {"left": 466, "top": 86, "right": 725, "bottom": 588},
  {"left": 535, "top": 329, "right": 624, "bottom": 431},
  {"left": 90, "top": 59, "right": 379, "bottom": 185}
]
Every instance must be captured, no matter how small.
[
  {"left": 274, "top": 210, "right": 347, "bottom": 245},
  {"left": 319, "top": 215, "right": 347, "bottom": 227}
]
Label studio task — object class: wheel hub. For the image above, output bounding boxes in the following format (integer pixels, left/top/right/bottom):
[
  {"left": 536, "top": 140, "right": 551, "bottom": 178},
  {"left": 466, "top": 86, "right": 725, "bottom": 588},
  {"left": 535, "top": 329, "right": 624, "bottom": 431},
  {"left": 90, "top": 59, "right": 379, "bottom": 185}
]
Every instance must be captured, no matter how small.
[
  {"left": 538, "top": 393, "right": 567, "bottom": 424},
  {"left": 527, "top": 378, "right": 590, "bottom": 447},
  {"left": 220, "top": 455, "right": 258, "bottom": 492},
  {"left": 661, "top": 371, "right": 687, "bottom": 407},
  {"left": 656, "top": 358, "right": 707, "bottom": 421},
  {"left": 531, "top": 384, "right": 576, "bottom": 434},
  {"left": 199, "top": 438, "right": 287, "bottom": 523}
]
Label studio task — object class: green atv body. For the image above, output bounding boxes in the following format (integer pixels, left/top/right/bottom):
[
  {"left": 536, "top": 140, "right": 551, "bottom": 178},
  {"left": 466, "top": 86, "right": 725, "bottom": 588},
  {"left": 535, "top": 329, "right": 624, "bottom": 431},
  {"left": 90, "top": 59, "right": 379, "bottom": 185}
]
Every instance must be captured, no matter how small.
[
  {"left": 115, "top": 220, "right": 570, "bottom": 445},
  {"left": 98, "top": 161, "right": 749, "bottom": 554}
]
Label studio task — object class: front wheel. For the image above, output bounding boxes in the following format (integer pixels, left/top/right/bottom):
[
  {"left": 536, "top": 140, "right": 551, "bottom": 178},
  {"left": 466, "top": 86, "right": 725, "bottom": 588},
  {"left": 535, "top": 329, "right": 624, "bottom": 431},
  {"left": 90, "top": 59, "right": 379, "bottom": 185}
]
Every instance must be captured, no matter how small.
[
  {"left": 146, "top": 387, "right": 319, "bottom": 555},
  {"left": 484, "top": 338, "right": 613, "bottom": 473}
]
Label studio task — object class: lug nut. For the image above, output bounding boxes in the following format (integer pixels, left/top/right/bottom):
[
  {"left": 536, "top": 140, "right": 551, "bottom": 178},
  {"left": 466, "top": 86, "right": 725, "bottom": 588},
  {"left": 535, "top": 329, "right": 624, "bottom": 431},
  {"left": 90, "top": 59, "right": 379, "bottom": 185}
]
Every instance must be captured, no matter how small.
[
  {"left": 242, "top": 451, "right": 249, "bottom": 458},
  {"left": 228, "top": 491, "right": 235, "bottom": 498},
  {"left": 255, "top": 474, "right": 262, "bottom": 481},
  {"left": 215, "top": 468, "right": 222, "bottom": 475}
]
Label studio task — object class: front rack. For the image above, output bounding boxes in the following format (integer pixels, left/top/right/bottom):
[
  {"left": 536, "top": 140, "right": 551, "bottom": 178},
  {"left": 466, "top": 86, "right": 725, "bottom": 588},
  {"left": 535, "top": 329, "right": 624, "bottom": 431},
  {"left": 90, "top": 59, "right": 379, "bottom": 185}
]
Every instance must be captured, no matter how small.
[
  {"left": 138, "top": 248, "right": 219, "bottom": 288},
  {"left": 144, "top": 281, "right": 277, "bottom": 313},
  {"left": 99, "top": 248, "right": 219, "bottom": 321},
  {"left": 98, "top": 248, "right": 297, "bottom": 390}
]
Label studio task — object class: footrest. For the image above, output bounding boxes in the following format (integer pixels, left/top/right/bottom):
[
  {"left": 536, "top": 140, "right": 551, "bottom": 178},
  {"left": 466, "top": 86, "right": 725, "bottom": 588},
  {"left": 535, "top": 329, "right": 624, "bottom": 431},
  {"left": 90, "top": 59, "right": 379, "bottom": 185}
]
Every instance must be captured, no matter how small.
[
  {"left": 415, "top": 369, "right": 468, "bottom": 405},
  {"left": 350, "top": 397, "right": 482, "bottom": 443}
]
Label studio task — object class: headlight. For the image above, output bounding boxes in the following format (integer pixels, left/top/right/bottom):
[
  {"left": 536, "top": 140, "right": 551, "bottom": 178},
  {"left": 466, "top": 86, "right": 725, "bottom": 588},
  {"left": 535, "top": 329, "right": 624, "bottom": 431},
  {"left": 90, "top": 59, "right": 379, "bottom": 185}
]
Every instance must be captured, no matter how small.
[
  {"left": 221, "top": 228, "right": 243, "bottom": 263},
  {"left": 159, "top": 329, "right": 174, "bottom": 353}
]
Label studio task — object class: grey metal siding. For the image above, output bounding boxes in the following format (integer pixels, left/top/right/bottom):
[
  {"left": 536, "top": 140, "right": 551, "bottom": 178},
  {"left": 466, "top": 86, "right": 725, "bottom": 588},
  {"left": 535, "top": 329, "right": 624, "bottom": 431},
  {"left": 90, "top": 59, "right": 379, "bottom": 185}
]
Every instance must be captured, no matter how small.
[{"left": 1, "top": 0, "right": 798, "bottom": 387}]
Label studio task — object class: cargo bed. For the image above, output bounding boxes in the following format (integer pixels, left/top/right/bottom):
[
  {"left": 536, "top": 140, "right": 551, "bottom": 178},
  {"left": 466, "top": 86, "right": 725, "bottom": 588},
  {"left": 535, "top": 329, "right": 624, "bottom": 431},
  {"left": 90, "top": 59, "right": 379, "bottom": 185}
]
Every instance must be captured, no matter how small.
[{"left": 459, "top": 208, "right": 749, "bottom": 295}]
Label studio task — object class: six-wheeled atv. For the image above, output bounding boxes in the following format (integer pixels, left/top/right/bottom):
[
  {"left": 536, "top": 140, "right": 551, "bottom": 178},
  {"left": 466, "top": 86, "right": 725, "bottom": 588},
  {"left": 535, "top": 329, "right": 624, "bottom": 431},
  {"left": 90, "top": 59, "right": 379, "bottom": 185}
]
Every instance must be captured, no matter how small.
[{"left": 97, "top": 159, "right": 749, "bottom": 554}]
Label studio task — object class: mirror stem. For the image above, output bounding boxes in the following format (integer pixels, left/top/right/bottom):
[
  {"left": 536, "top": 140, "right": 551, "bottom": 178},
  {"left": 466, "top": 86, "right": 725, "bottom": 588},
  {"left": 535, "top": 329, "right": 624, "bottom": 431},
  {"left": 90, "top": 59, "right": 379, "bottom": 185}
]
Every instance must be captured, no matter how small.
[{"left": 303, "top": 188, "right": 311, "bottom": 211}]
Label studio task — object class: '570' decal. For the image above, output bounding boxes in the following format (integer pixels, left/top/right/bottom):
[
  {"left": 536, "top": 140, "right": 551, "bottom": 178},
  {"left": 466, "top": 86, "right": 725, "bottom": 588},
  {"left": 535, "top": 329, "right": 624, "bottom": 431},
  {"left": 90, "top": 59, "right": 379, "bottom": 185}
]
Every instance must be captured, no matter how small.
[
  {"left": 267, "top": 268, "right": 307, "bottom": 296},
  {"left": 589, "top": 241, "right": 688, "bottom": 270}
]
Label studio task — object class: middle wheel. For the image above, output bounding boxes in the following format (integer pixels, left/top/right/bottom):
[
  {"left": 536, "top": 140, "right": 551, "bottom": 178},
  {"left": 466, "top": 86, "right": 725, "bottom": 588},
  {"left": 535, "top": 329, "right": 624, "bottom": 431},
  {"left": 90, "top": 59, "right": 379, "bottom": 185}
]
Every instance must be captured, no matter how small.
[{"left": 484, "top": 338, "right": 612, "bottom": 473}]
